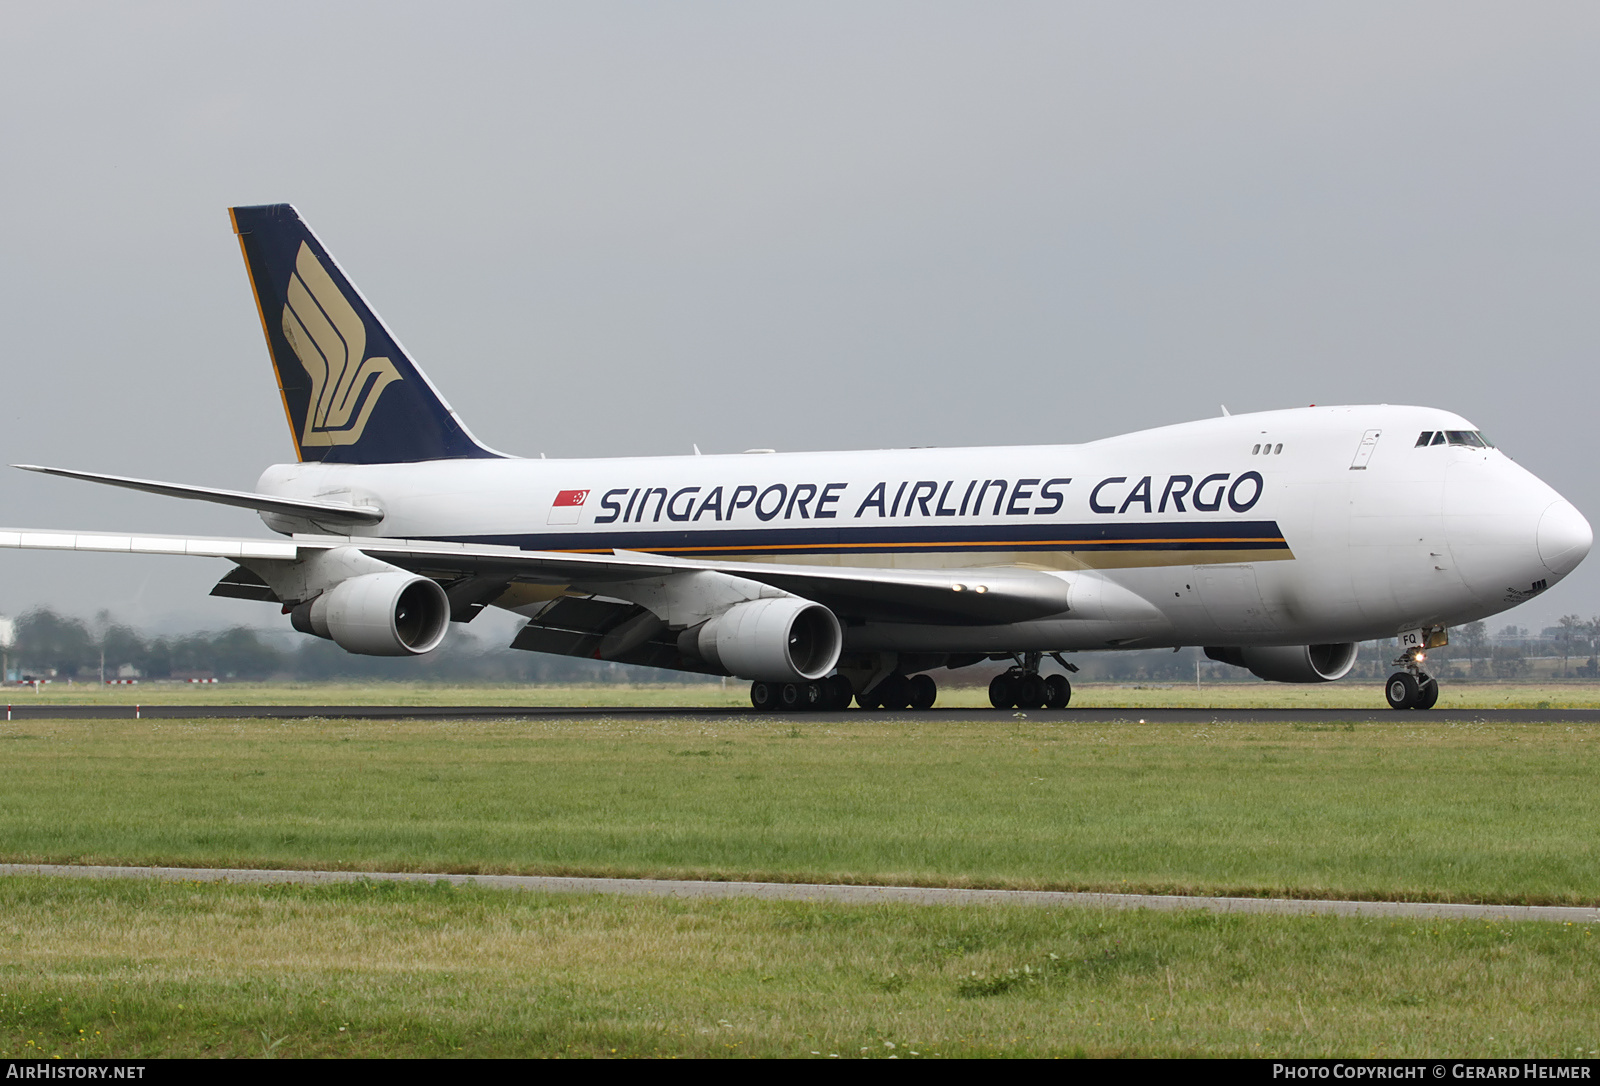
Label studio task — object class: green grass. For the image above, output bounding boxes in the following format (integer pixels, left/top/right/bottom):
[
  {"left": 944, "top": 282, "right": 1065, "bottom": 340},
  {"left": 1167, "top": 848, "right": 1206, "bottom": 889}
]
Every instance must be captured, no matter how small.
[
  {"left": 0, "top": 876, "right": 1595, "bottom": 1058},
  {"left": 4, "top": 713, "right": 1597, "bottom": 1058},
  {"left": 12, "top": 678, "right": 1600, "bottom": 710},
  {"left": 0, "top": 716, "right": 1595, "bottom": 905}
]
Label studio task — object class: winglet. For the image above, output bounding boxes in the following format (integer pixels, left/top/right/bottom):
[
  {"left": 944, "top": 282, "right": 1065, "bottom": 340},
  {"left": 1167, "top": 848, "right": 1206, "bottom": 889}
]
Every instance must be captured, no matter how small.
[{"left": 229, "top": 204, "right": 503, "bottom": 465}]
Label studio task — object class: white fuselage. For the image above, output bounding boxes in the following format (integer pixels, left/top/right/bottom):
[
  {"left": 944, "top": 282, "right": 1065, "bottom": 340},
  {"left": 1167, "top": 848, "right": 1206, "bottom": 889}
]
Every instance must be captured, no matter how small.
[{"left": 255, "top": 404, "right": 1590, "bottom": 654}]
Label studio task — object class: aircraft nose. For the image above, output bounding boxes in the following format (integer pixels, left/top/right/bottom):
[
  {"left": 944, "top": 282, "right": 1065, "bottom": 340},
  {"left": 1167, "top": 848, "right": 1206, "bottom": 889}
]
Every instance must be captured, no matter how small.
[{"left": 1537, "top": 500, "right": 1592, "bottom": 578}]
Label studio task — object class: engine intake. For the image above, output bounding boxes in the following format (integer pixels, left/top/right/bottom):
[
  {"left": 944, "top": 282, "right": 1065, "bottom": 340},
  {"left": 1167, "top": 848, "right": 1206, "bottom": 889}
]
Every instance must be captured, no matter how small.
[
  {"left": 1204, "top": 643, "right": 1358, "bottom": 684},
  {"left": 291, "top": 571, "right": 450, "bottom": 656},
  {"left": 683, "top": 597, "right": 842, "bottom": 681}
]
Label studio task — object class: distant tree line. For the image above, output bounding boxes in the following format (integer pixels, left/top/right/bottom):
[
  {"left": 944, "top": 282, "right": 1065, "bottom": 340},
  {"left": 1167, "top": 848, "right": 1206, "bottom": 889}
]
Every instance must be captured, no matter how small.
[
  {"left": 4, "top": 608, "right": 703, "bottom": 685},
  {"left": 7, "top": 606, "right": 1597, "bottom": 687}
]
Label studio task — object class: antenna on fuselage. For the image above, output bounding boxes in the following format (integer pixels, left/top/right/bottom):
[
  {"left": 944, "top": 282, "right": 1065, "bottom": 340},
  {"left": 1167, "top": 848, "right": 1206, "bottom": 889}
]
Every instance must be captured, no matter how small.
[{"left": 1220, "top": 405, "right": 1231, "bottom": 416}]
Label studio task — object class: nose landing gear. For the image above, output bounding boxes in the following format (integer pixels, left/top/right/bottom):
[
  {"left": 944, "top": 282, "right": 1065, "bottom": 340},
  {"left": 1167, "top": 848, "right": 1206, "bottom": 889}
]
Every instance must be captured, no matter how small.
[{"left": 1384, "top": 646, "right": 1440, "bottom": 710}]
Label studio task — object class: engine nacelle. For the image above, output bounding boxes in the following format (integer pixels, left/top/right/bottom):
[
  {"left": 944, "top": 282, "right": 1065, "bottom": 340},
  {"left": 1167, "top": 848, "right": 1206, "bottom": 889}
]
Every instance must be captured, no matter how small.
[
  {"left": 684, "top": 597, "right": 842, "bottom": 682},
  {"left": 291, "top": 572, "right": 450, "bottom": 656},
  {"left": 1204, "top": 643, "right": 1358, "bottom": 684}
]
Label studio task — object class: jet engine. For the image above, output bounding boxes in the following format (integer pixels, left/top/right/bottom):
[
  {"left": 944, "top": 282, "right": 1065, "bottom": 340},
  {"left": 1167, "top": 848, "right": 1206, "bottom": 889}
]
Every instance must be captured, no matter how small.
[
  {"left": 290, "top": 571, "right": 450, "bottom": 656},
  {"left": 1204, "top": 643, "right": 1358, "bottom": 684},
  {"left": 683, "top": 597, "right": 842, "bottom": 682}
]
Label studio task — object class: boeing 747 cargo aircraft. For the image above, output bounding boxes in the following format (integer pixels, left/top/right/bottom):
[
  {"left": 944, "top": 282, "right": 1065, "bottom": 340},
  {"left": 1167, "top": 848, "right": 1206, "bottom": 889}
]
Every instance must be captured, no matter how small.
[{"left": 5, "top": 205, "right": 1590, "bottom": 711}]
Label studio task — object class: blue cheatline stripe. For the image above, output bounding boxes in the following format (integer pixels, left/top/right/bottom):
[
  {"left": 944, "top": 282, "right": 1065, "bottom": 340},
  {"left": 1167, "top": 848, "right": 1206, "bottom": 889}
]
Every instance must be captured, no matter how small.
[{"left": 415, "top": 519, "right": 1292, "bottom": 558}]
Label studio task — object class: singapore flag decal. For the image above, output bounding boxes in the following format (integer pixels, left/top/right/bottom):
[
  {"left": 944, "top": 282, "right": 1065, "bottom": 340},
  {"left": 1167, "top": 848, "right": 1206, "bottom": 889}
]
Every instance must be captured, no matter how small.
[{"left": 547, "top": 489, "right": 590, "bottom": 525}]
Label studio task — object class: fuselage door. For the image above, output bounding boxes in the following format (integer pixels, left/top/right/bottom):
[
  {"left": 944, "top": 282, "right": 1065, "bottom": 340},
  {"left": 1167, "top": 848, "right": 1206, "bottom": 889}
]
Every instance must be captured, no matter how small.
[{"left": 1349, "top": 429, "right": 1381, "bottom": 470}]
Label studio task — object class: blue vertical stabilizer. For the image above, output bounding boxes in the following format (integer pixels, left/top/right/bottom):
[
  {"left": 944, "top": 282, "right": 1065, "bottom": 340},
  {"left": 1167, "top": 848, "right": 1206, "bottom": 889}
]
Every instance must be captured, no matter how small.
[{"left": 229, "top": 203, "right": 501, "bottom": 464}]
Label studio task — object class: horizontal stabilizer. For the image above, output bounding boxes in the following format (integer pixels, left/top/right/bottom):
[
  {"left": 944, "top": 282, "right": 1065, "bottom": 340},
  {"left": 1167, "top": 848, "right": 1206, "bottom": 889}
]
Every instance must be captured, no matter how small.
[{"left": 13, "top": 465, "right": 385, "bottom": 525}]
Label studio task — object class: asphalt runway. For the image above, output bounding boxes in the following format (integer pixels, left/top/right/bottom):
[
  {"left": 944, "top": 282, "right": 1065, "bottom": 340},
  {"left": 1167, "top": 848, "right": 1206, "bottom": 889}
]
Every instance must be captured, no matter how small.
[
  {"left": 4, "top": 704, "right": 1600, "bottom": 723},
  {"left": 2, "top": 863, "right": 1593, "bottom": 923}
]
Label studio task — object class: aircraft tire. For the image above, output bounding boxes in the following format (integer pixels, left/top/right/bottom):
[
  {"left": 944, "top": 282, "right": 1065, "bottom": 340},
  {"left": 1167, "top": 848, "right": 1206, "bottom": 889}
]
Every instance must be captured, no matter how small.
[
  {"left": 1414, "top": 673, "right": 1439, "bottom": 710},
  {"left": 989, "top": 673, "right": 1016, "bottom": 709},
  {"left": 907, "top": 673, "right": 937, "bottom": 710},
  {"left": 751, "top": 681, "right": 779, "bottom": 711},
  {"left": 1385, "top": 672, "right": 1419, "bottom": 710},
  {"left": 875, "top": 674, "right": 911, "bottom": 710},
  {"left": 780, "top": 681, "right": 825, "bottom": 711},
  {"left": 1016, "top": 674, "right": 1047, "bottom": 710},
  {"left": 1044, "top": 674, "right": 1072, "bottom": 709}
]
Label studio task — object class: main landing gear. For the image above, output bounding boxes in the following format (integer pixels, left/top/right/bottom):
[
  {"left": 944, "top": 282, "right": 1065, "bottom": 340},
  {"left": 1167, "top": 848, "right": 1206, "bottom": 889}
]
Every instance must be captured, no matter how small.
[
  {"left": 748, "top": 671, "right": 942, "bottom": 711},
  {"left": 855, "top": 672, "right": 938, "bottom": 710},
  {"left": 988, "top": 652, "right": 1074, "bottom": 710},
  {"left": 749, "top": 675, "right": 854, "bottom": 712},
  {"left": 1384, "top": 647, "right": 1440, "bottom": 711}
]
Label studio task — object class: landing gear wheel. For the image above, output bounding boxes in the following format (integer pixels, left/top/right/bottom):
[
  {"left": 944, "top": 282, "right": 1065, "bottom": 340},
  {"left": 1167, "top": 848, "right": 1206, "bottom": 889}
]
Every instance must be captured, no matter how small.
[
  {"left": 989, "top": 672, "right": 1017, "bottom": 709},
  {"left": 1044, "top": 674, "right": 1072, "bottom": 709},
  {"left": 881, "top": 674, "right": 911, "bottom": 710},
  {"left": 1413, "top": 673, "right": 1439, "bottom": 710},
  {"left": 780, "top": 681, "right": 824, "bottom": 711},
  {"left": 1385, "top": 672, "right": 1419, "bottom": 710},
  {"left": 862, "top": 674, "right": 909, "bottom": 711},
  {"left": 1015, "top": 673, "right": 1047, "bottom": 710},
  {"left": 907, "top": 673, "right": 938, "bottom": 710},
  {"left": 750, "top": 681, "right": 778, "bottom": 711}
]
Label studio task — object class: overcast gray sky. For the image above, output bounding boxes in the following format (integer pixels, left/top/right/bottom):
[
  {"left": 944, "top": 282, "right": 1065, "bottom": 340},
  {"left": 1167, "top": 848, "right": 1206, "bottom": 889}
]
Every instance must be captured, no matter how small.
[{"left": 1, "top": 2, "right": 1596, "bottom": 639}]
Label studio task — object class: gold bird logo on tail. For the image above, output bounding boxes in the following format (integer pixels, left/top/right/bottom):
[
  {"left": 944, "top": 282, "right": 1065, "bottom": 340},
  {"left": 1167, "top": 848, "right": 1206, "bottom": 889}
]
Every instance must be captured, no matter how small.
[{"left": 280, "top": 242, "right": 401, "bottom": 447}]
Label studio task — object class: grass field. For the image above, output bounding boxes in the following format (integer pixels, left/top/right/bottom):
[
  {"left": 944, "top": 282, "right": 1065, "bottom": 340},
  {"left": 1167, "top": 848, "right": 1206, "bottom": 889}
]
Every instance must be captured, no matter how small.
[
  {"left": 0, "top": 876, "right": 1595, "bottom": 1059},
  {"left": 0, "top": 715, "right": 1594, "bottom": 904},
  {"left": 9, "top": 678, "right": 1600, "bottom": 710},
  {"left": 2, "top": 710, "right": 1595, "bottom": 1058}
]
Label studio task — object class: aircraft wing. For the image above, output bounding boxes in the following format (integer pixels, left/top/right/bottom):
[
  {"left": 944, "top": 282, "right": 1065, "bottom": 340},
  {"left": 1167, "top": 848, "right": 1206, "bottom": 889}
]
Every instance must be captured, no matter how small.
[{"left": 0, "top": 527, "right": 1073, "bottom": 625}]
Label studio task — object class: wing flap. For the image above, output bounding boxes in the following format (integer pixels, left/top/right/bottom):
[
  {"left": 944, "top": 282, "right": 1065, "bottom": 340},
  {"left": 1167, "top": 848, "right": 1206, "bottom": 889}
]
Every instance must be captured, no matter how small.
[
  {"left": 0, "top": 528, "right": 299, "bottom": 560},
  {"left": 210, "top": 565, "right": 281, "bottom": 602}
]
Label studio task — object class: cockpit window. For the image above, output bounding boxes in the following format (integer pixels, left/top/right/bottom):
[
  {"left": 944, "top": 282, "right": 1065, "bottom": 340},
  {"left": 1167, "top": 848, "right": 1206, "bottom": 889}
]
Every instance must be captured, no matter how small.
[{"left": 1418, "top": 429, "right": 1495, "bottom": 449}]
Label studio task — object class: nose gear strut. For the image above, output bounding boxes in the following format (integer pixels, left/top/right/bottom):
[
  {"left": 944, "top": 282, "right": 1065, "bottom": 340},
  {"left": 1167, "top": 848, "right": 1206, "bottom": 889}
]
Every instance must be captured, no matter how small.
[{"left": 1385, "top": 643, "right": 1440, "bottom": 710}]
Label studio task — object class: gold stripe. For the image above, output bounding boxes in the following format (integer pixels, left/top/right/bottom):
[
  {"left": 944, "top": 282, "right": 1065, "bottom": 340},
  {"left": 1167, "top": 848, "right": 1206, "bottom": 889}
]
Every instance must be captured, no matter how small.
[
  {"left": 568, "top": 536, "right": 1287, "bottom": 554},
  {"left": 535, "top": 544, "right": 1295, "bottom": 572},
  {"left": 230, "top": 208, "right": 302, "bottom": 463}
]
